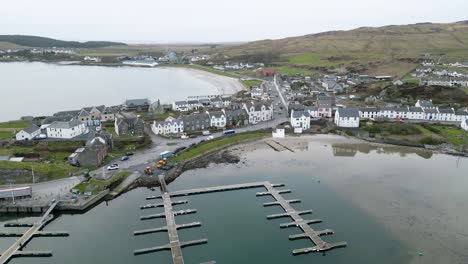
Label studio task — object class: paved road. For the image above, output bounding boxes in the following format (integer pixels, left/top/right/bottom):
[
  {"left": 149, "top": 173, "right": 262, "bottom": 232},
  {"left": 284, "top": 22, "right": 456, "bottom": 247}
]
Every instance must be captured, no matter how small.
[{"left": 273, "top": 75, "right": 289, "bottom": 111}]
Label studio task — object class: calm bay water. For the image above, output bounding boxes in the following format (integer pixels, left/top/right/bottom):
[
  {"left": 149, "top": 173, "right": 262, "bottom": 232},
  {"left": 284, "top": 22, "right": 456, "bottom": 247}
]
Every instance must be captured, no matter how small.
[
  {"left": 0, "top": 62, "right": 227, "bottom": 122},
  {"left": 1, "top": 136, "right": 467, "bottom": 264}
]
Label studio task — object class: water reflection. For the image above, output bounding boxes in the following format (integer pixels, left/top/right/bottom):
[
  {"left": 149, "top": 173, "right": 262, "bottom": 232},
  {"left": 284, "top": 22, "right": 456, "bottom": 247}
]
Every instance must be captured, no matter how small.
[{"left": 332, "top": 143, "right": 433, "bottom": 159}]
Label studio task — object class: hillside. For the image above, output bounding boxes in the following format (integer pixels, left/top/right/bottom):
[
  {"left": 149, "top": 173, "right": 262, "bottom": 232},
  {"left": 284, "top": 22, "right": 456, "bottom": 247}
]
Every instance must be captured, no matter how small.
[
  {"left": 0, "top": 35, "right": 127, "bottom": 48},
  {"left": 215, "top": 21, "right": 468, "bottom": 77}
]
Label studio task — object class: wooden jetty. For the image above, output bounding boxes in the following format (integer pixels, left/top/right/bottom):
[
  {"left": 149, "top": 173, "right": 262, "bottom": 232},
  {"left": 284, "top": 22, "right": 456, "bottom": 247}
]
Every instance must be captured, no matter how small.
[
  {"left": 260, "top": 183, "right": 347, "bottom": 255},
  {"left": 134, "top": 175, "right": 210, "bottom": 264},
  {"left": 0, "top": 200, "right": 67, "bottom": 264}
]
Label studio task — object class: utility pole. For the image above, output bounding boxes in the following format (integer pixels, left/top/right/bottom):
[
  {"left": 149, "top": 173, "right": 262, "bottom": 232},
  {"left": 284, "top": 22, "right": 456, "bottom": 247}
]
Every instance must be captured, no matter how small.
[
  {"left": 9, "top": 182, "right": 15, "bottom": 204},
  {"left": 31, "top": 165, "right": 35, "bottom": 184}
]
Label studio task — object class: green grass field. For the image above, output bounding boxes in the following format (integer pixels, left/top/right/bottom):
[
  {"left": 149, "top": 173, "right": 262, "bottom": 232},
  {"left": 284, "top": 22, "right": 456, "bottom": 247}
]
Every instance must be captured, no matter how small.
[
  {"left": 242, "top": 79, "right": 263, "bottom": 88},
  {"left": 171, "top": 132, "right": 268, "bottom": 162},
  {"left": 0, "top": 120, "right": 30, "bottom": 129},
  {"left": 0, "top": 131, "right": 13, "bottom": 139},
  {"left": 74, "top": 171, "right": 130, "bottom": 195},
  {"left": 0, "top": 161, "right": 80, "bottom": 184}
]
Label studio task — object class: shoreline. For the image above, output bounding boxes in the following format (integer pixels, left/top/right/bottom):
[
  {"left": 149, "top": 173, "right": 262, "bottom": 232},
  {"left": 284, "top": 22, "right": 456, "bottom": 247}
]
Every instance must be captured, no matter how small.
[{"left": 0, "top": 61, "right": 246, "bottom": 122}]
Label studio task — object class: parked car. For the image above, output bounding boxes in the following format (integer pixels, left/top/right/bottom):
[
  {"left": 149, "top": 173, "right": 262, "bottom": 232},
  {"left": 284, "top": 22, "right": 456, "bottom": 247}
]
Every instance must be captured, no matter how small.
[
  {"left": 107, "top": 164, "right": 119, "bottom": 171},
  {"left": 202, "top": 130, "right": 211, "bottom": 136},
  {"left": 206, "top": 136, "right": 214, "bottom": 140},
  {"left": 121, "top": 156, "right": 129, "bottom": 161},
  {"left": 189, "top": 134, "right": 198, "bottom": 138},
  {"left": 181, "top": 134, "right": 189, "bottom": 139},
  {"left": 125, "top": 152, "right": 134, "bottom": 156}
]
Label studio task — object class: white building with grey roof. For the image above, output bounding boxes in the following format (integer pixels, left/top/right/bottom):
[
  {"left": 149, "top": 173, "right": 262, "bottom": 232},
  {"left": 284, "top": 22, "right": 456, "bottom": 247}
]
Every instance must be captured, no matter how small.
[
  {"left": 335, "top": 108, "right": 360, "bottom": 128},
  {"left": 46, "top": 119, "right": 88, "bottom": 139},
  {"left": 15, "top": 124, "right": 41, "bottom": 141},
  {"left": 290, "top": 110, "right": 311, "bottom": 130},
  {"left": 208, "top": 111, "right": 226, "bottom": 128},
  {"left": 151, "top": 117, "right": 184, "bottom": 135},
  {"left": 242, "top": 101, "right": 273, "bottom": 124}
]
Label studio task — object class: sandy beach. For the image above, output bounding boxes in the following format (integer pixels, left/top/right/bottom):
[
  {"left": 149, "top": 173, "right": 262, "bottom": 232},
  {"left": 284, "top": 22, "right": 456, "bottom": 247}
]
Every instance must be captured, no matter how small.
[{"left": 166, "top": 67, "right": 246, "bottom": 95}]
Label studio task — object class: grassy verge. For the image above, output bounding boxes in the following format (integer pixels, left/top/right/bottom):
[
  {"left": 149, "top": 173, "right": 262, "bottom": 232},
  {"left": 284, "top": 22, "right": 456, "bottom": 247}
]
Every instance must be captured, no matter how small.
[
  {"left": 0, "top": 131, "right": 14, "bottom": 139},
  {"left": 0, "top": 161, "right": 80, "bottom": 184},
  {"left": 73, "top": 171, "right": 131, "bottom": 195},
  {"left": 0, "top": 120, "right": 31, "bottom": 129},
  {"left": 420, "top": 124, "right": 468, "bottom": 146},
  {"left": 242, "top": 79, "right": 263, "bottom": 88},
  {"left": 171, "top": 132, "right": 269, "bottom": 162}
]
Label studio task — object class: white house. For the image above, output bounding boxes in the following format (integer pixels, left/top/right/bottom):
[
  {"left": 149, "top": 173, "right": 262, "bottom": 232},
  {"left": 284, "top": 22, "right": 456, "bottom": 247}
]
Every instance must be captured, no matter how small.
[
  {"left": 423, "top": 108, "right": 438, "bottom": 120},
  {"left": 317, "top": 102, "right": 333, "bottom": 118},
  {"left": 15, "top": 124, "right": 41, "bottom": 141},
  {"left": 208, "top": 111, "right": 226, "bottom": 128},
  {"left": 187, "top": 100, "right": 202, "bottom": 111},
  {"left": 243, "top": 101, "right": 273, "bottom": 124},
  {"left": 461, "top": 118, "right": 468, "bottom": 131},
  {"left": 335, "top": 108, "right": 360, "bottom": 128},
  {"left": 379, "top": 107, "right": 397, "bottom": 119},
  {"left": 455, "top": 110, "right": 468, "bottom": 122},
  {"left": 272, "top": 127, "right": 285, "bottom": 138},
  {"left": 151, "top": 117, "right": 184, "bottom": 135},
  {"left": 306, "top": 107, "right": 319, "bottom": 118},
  {"left": 359, "top": 107, "right": 379, "bottom": 119},
  {"left": 250, "top": 88, "right": 264, "bottom": 98},
  {"left": 290, "top": 110, "right": 311, "bottom": 130},
  {"left": 436, "top": 108, "right": 456, "bottom": 121},
  {"left": 46, "top": 120, "right": 88, "bottom": 139},
  {"left": 407, "top": 107, "right": 425, "bottom": 120},
  {"left": 173, "top": 101, "right": 189, "bottom": 112}
]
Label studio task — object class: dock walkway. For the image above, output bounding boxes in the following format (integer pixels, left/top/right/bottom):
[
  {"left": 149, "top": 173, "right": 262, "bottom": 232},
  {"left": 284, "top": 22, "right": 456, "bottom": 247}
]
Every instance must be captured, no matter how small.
[
  {"left": 0, "top": 201, "right": 60, "bottom": 264},
  {"left": 259, "top": 183, "right": 347, "bottom": 253},
  {"left": 135, "top": 175, "right": 212, "bottom": 264}
]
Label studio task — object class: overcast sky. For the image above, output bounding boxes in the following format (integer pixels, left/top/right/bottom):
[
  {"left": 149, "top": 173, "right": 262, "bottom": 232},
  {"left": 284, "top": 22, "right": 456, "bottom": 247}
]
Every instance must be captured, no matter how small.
[{"left": 1, "top": 0, "right": 467, "bottom": 43}]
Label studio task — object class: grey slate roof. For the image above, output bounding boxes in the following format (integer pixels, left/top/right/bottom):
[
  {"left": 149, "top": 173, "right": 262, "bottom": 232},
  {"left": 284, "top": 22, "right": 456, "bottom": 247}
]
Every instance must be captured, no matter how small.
[
  {"left": 224, "top": 109, "right": 247, "bottom": 118},
  {"left": 337, "top": 108, "right": 360, "bottom": 118},
  {"left": 125, "top": 99, "right": 150, "bottom": 106},
  {"left": 23, "top": 124, "right": 40, "bottom": 134},
  {"left": 53, "top": 110, "right": 80, "bottom": 117},
  {"left": 48, "top": 119, "right": 83, "bottom": 129},
  {"left": 292, "top": 111, "right": 310, "bottom": 118},
  {"left": 42, "top": 115, "right": 74, "bottom": 125},
  {"left": 418, "top": 100, "right": 433, "bottom": 107},
  {"left": 174, "top": 101, "right": 187, "bottom": 106},
  {"left": 360, "top": 107, "right": 380, "bottom": 112},
  {"left": 409, "top": 107, "right": 424, "bottom": 113},
  {"left": 423, "top": 108, "right": 438, "bottom": 114},
  {"left": 455, "top": 110, "right": 468, "bottom": 116},
  {"left": 208, "top": 111, "right": 225, "bottom": 118},
  {"left": 438, "top": 108, "right": 454, "bottom": 114}
]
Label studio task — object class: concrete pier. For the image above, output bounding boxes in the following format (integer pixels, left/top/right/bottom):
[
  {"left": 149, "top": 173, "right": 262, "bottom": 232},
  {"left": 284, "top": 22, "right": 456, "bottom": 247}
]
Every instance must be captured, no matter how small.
[
  {"left": 266, "top": 210, "right": 313, "bottom": 219},
  {"left": 12, "top": 251, "right": 53, "bottom": 257},
  {"left": 292, "top": 242, "right": 348, "bottom": 255},
  {"left": 134, "top": 175, "right": 207, "bottom": 264},
  {"left": 3, "top": 223, "right": 34, "bottom": 228},
  {"left": 261, "top": 183, "right": 347, "bottom": 255},
  {"left": 136, "top": 179, "right": 346, "bottom": 261},
  {"left": 0, "top": 201, "right": 61, "bottom": 264},
  {"left": 140, "top": 200, "right": 188, "bottom": 210},
  {"left": 134, "top": 222, "right": 201, "bottom": 236},
  {"left": 280, "top": 219, "right": 322, "bottom": 228},
  {"left": 140, "top": 209, "right": 197, "bottom": 220},
  {"left": 263, "top": 199, "right": 301, "bottom": 207},
  {"left": 0, "top": 231, "right": 69, "bottom": 237}
]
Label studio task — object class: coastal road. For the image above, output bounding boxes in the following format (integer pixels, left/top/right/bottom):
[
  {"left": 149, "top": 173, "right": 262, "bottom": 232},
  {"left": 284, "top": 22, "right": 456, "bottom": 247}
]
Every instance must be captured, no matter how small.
[{"left": 273, "top": 75, "right": 289, "bottom": 112}]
